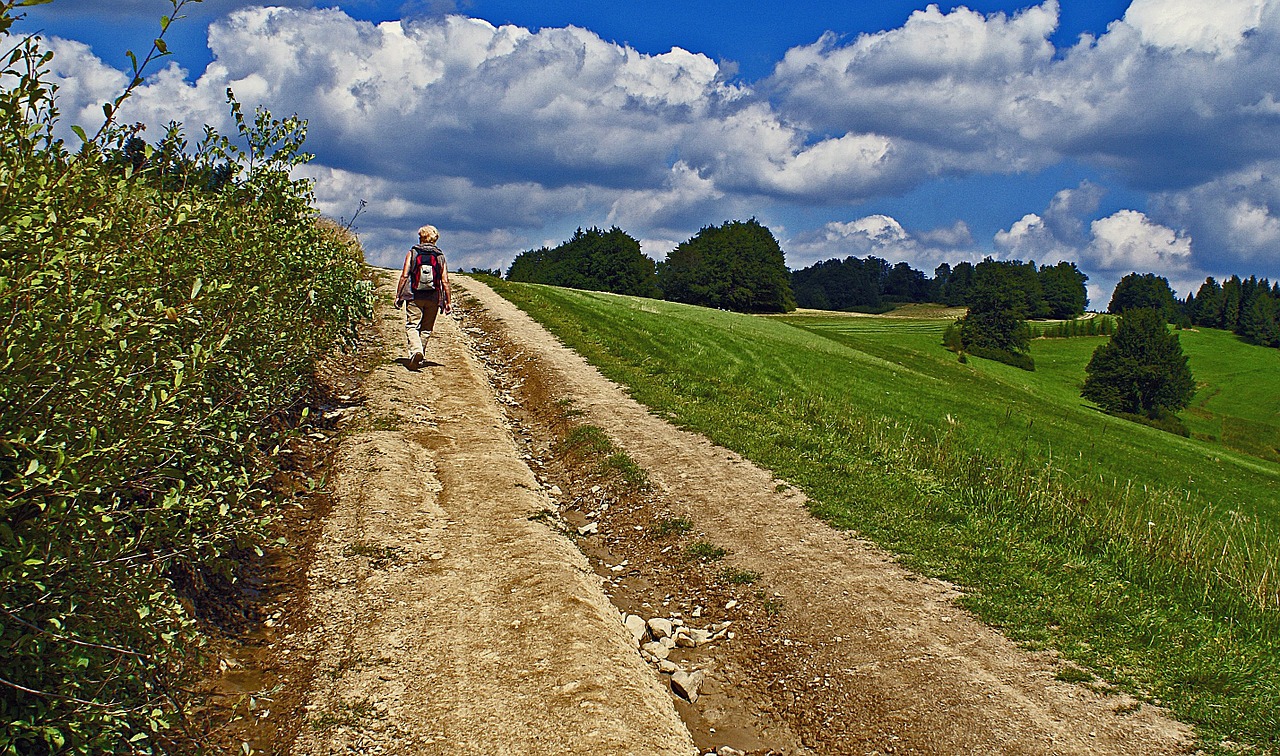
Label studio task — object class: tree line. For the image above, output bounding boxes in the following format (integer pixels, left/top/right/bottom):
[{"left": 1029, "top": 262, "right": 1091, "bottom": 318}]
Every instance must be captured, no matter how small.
[
  {"left": 1184, "top": 275, "right": 1280, "bottom": 347},
  {"left": 506, "top": 219, "right": 795, "bottom": 313},
  {"left": 793, "top": 256, "right": 1089, "bottom": 319},
  {"left": 502, "top": 221, "right": 1279, "bottom": 357},
  {"left": 1105, "top": 271, "right": 1280, "bottom": 349}
]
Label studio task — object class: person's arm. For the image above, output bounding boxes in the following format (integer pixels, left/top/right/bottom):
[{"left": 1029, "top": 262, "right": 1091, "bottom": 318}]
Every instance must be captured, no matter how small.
[
  {"left": 395, "top": 249, "right": 413, "bottom": 304},
  {"left": 438, "top": 257, "right": 452, "bottom": 313}
]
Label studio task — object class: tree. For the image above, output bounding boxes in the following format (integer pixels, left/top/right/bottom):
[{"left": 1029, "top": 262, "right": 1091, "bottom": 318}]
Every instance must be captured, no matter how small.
[
  {"left": 1107, "top": 272, "right": 1178, "bottom": 321},
  {"left": 658, "top": 219, "right": 795, "bottom": 313},
  {"left": 1081, "top": 308, "right": 1195, "bottom": 418},
  {"left": 1190, "top": 277, "right": 1224, "bottom": 327},
  {"left": 940, "top": 260, "right": 975, "bottom": 306},
  {"left": 790, "top": 255, "right": 887, "bottom": 310},
  {"left": 1037, "top": 261, "right": 1089, "bottom": 319},
  {"left": 881, "top": 261, "right": 929, "bottom": 301},
  {"left": 1240, "top": 289, "right": 1280, "bottom": 347},
  {"left": 507, "top": 227, "right": 659, "bottom": 297},
  {"left": 955, "top": 258, "right": 1035, "bottom": 369},
  {"left": 1221, "top": 275, "right": 1243, "bottom": 330}
]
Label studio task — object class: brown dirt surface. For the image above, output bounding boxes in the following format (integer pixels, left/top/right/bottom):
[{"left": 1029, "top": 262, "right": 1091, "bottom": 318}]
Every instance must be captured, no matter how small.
[
  {"left": 232, "top": 271, "right": 1196, "bottom": 756},
  {"left": 285, "top": 273, "right": 695, "bottom": 755},
  {"left": 445, "top": 276, "right": 1195, "bottom": 756}
]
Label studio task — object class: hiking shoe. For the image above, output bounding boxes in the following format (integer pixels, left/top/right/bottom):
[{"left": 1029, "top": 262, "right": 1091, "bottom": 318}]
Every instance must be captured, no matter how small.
[{"left": 409, "top": 352, "right": 425, "bottom": 370}]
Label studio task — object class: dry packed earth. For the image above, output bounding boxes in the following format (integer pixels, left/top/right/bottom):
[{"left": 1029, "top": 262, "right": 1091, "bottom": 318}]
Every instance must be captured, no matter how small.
[{"left": 285, "top": 273, "right": 1194, "bottom": 756}]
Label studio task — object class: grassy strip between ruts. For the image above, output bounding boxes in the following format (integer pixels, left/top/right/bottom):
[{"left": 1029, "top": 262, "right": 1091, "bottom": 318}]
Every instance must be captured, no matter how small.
[{"left": 482, "top": 278, "right": 1280, "bottom": 752}]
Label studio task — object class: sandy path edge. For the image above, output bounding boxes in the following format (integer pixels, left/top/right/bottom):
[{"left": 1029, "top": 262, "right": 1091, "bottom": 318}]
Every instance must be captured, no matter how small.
[
  {"left": 288, "top": 274, "right": 696, "bottom": 755},
  {"left": 456, "top": 276, "right": 1194, "bottom": 755}
]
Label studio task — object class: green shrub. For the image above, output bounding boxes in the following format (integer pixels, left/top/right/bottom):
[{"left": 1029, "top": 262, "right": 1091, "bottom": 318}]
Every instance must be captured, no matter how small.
[
  {"left": 942, "top": 320, "right": 963, "bottom": 352},
  {"left": 965, "top": 344, "right": 1036, "bottom": 371},
  {"left": 0, "top": 8, "right": 372, "bottom": 752}
]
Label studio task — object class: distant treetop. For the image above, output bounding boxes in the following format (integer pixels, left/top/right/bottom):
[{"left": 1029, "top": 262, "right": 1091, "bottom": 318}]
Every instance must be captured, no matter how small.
[
  {"left": 506, "top": 226, "right": 659, "bottom": 298},
  {"left": 657, "top": 219, "right": 795, "bottom": 313}
]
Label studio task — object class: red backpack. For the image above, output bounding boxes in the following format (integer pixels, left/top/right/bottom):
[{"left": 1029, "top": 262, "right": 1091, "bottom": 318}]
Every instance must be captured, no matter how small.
[{"left": 410, "top": 244, "right": 441, "bottom": 294}]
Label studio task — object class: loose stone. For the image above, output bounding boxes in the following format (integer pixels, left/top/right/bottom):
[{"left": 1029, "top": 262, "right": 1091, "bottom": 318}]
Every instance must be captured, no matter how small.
[
  {"left": 671, "top": 669, "right": 706, "bottom": 703},
  {"left": 648, "top": 617, "right": 674, "bottom": 639},
  {"left": 623, "top": 615, "right": 648, "bottom": 646},
  {"left": 642, "top": 641, "right": 671, "bottom": 661}
]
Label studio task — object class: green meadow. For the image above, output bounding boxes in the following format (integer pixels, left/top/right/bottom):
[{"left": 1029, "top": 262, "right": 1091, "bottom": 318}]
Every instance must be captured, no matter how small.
[{"left": 482, "top": 279, "right": 1280, "bottom": 751}]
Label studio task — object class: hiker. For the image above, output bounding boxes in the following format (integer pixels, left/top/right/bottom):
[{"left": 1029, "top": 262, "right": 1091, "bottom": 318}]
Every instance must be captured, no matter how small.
[{"left": 395, "top": 224, "right": 452, "bottom": 369}]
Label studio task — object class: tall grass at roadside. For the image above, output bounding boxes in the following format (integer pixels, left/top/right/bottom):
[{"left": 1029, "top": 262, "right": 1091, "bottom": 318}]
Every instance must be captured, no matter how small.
[{"left": 486, "top": 279, "right": 1280, "bottom": 750}]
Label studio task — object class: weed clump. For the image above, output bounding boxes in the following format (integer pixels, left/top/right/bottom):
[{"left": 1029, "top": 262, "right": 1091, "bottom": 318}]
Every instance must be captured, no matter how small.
[
  {"left": 649, "top": 516, "right": 693, "bottom": 538},
  {"left": 555, "top": 425, "right": 650, "bottom": 489},
  {"left": 685, "top": 541, "right": 728, "bottom": 563},
  {"left": 717, "top": 567, "right": 760, "bottom": 585}
]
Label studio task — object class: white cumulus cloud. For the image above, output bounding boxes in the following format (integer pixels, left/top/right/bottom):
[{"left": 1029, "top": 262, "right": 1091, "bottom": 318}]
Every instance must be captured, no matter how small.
[
  {"left": 34, "top": 1, "right": 1280, "bottom": 278},
  {"left": 1085, "top": 210, "right": 1193, "bottom": 271},
  {"left": 1124, "top": 0, "right": 1269, "bottom": 56},
  {"left": 788, "top": 215, "right": 983, "bottom": 271}
]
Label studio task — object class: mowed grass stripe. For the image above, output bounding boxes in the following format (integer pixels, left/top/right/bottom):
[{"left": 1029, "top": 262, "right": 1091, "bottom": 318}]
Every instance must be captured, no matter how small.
[{"left": 486, "top": 280, "right": 1280, "bottom": 752}]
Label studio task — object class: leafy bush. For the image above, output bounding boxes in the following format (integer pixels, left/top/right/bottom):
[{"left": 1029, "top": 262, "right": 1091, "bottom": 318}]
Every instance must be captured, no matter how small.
[
  {"left": 965, "top": 344, "right": 1036, "bottom": 371},
  {"left": 0, "top": 7, "right": 372, "bottom": 753},
  {"left": 941, "top": 320, "right": 964, "bottom": 352}
]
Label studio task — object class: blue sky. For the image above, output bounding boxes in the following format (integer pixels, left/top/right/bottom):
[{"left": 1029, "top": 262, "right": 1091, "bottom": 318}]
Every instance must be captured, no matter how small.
[{"left": 17, "top": 0, "right": 1280, "bottom": 304}]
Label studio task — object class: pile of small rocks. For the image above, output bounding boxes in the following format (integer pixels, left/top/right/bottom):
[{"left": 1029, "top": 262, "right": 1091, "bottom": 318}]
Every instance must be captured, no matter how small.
[{"left": 621, "top": 613, "right": 733, "bottom": 703}]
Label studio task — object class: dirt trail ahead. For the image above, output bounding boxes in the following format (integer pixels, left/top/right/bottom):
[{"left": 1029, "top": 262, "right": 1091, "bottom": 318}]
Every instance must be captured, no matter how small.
[
  {"left": 450, "top": 278, "right": 1192, "bottom": 756},
  {"left": 290, "top": 273, "right": 1192, "bottom": 755},
  {"left": 290, "top": 276, "right": 695, "bottom": 755}
]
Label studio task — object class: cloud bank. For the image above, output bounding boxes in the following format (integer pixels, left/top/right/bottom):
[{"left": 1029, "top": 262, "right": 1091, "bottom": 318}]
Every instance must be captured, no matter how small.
[{"left": 41, "top": 0, "right": 1280, "bottom": 291}]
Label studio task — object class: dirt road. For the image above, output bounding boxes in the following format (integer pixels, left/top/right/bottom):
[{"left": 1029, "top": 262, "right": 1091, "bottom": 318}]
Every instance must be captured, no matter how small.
[
  {"left": 289, "top": 273, "right": 1193, "bottom": 755},
  {"left": 289, "top": 276, "right": 695, "bottom": 755}
]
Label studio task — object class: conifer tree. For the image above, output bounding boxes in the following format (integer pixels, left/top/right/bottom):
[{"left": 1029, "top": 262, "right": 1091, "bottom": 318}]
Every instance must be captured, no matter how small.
[{"left": 1081, "top": 308, "right": 1195, "bottom": 418}]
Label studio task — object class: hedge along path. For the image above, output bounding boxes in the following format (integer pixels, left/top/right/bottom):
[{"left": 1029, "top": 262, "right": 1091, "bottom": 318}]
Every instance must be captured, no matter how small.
[
  {"left": 457, "top": 276, "right": 1194, "bottom": 755},
  {"left": 289, "top": 273, "right": 696, "bottom": 755}
]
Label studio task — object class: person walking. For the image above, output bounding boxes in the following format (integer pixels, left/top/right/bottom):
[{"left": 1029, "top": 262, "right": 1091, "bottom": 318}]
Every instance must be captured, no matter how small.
[{"left": 395, "top": 224, "right": 452, "bottom": 369}]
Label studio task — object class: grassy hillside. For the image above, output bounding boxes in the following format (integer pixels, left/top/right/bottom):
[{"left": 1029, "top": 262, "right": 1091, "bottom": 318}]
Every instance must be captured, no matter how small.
[
  {"left": 1179, "top": 328, "right": 1280, "bottom": 463},
  {"left": 484, "top": 279, "right": 1280, "bottom": 751}
]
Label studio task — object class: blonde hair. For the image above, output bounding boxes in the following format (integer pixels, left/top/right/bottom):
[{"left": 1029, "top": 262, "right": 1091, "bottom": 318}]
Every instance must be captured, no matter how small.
[{"left": 417, "top": 225, "right": 439, "bottom": 244}]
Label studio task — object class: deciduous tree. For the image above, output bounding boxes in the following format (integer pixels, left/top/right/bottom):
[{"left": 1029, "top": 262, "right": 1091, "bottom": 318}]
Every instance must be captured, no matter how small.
[
  {"left": 507, "top": 227, "right": 659, "bottom": 298},
  {"left": 1107, "top": 272, "right": 1179, "bottom": 321},
  {"left": 658, "top": 219, "right": 795, "bottom": 313},
  {"left": 1038, "top": 261, "right": 1089, "bottom": 319}
]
